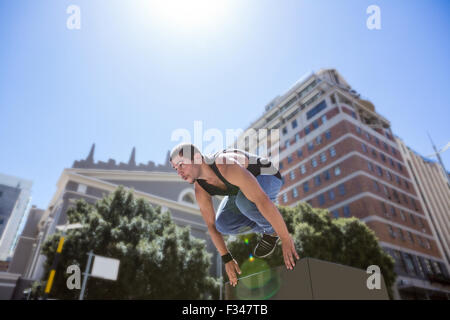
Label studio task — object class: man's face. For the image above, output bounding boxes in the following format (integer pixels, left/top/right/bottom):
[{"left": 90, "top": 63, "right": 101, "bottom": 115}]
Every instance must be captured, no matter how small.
[{"left": 171, "top": 155, "right": 199, "bottom": 184}]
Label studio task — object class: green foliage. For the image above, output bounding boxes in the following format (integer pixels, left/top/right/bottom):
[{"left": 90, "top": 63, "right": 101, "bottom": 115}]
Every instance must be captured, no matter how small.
[
  {"left": 226, "top": 203, "right": 397, "bottom": 299},
  {"left": 40, "top": 186, "right": 219, "bottom": 299}
]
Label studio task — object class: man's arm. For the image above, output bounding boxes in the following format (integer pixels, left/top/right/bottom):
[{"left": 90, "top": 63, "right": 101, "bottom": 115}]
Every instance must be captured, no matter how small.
[
  {"left": 216, "top": 157, "right": 299, "bottom": 270},
  {"left": 194, "top": 181, "right": 229, "bottom": 256}
]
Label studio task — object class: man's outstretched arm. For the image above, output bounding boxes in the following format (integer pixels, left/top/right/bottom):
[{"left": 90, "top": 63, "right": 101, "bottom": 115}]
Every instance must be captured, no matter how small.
[
  {"left": 194, "top": 182, "right": 241, "bottom": 286},
  {"left": 217, "top": 160, "right": 300, "bottom": 270}
]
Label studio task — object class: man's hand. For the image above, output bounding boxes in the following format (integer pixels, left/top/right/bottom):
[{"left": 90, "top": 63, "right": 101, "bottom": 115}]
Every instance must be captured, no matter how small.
[
  {"left": 225, "top": 259, "right": 241, "bottom": 287},
  {"left": 280, "top": 235, "right": 300, "bottom": 270}
]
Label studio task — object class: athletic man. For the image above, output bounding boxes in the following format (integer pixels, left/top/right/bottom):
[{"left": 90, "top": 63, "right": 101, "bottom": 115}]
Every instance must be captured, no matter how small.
[{"left": 170, "top": 143, "right": 299, "bottom": 287}]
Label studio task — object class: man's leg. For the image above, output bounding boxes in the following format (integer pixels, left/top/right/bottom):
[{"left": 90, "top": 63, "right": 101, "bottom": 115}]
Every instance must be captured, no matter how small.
[
  {"left": 234, "top": 174, "right": 283, "bottom": 235},
  {"left": 215, "top": 195, "right": 259, "bottom": 235}
]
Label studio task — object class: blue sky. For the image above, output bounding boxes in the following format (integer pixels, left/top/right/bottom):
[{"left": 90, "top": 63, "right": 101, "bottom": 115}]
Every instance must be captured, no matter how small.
[{"left": 1, "top": 0, "right": 449, "bottom": 209}]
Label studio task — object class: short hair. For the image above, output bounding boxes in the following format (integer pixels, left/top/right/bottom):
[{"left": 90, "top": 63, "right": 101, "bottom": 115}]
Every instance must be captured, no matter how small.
[{"left": 169, "top": 143, "right": 203, "bottom": 163}]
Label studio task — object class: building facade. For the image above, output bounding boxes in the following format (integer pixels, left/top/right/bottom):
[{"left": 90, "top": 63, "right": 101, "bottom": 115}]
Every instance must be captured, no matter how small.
[
  {"left": 396, "top": 138, "right": 450, "bottom": 276},
  {"left": 0, "top": 173, "right": 32, "bottom": 261},
  {"left": 236, "top": 69, "right": 450, "bottom": 299}
]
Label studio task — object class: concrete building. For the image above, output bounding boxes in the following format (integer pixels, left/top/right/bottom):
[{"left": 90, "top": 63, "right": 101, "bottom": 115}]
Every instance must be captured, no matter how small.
[
  {"left": 235, "top": 68, "right": 450, "bottom": 299},
  {"left": 396, "top": 138, "right": 450, "bottom": 276},
  {"left": 0, "top": 173, "right": 32, "bottom": 261},
  {"left": 26, "top": 145, "right": 222, "bottom": 286}
]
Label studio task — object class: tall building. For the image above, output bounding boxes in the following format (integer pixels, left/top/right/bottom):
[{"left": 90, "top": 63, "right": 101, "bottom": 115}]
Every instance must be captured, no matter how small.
[
  {"left": 0, "top": 173, "right": 32, "bottom": 261},
  {"left": 27, "top": 145, "right": 222, "bottom": 283},
  {"left": 396, "top": 138, "right": 450, "bottom": 275},
  {"left": 236, "top": 69, "right": 450, "bottom": 299}
]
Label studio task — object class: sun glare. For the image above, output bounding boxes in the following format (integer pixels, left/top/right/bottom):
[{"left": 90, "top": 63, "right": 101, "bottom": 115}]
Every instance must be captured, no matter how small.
[{"left": 144, "top": 0, "right": 231, "bottom": 32}]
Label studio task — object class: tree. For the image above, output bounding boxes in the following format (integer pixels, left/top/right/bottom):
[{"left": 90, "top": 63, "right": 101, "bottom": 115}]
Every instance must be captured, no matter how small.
[
  {"left": 36, "top": 186, "right": 219, "bottom": 299},
  {"left": 226, "top": 203, "right": 397, "bottom": 299}
]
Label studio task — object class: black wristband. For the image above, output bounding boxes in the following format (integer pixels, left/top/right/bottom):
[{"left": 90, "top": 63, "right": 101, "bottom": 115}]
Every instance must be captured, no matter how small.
[{"left": 221, "top": 253, "right": 233, "bottom": 264}]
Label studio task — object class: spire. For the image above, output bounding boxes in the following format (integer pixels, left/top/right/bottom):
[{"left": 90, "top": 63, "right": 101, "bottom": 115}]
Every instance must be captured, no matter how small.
[
  {"left": 128, "top": 147, "right": 136, "bottom": 167},
  {"left": 164, "top": 150, "right": 171, "bottom": 166},
  {"left": 86, "top": 143, "right": 95, "bottom": 164}
]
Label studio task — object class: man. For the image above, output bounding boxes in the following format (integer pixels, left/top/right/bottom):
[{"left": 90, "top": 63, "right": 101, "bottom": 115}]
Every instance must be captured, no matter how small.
[{"left": 170, "top": 143, "right": 299, "bottom": 287}]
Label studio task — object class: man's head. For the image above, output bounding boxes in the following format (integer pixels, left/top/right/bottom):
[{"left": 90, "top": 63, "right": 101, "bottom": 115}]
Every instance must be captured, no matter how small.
[{"left": 169, "top": 143, "right": 204, "bottom": 184}]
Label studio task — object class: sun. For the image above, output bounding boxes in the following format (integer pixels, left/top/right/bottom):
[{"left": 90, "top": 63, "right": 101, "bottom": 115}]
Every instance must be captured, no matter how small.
[{"left": 144, "top": 0, "right": 231, "bottom": 31}]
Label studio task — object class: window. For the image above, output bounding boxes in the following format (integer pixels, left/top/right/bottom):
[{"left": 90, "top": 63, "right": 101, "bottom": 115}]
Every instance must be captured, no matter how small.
[
  {"left": 407, "top": 231, "right": 414, "bottom": 244},
  {"left": 320, "top": 152, "right": 327, "bottom": 163},
  {"left": 398, "top": 228, "right": 405, "bottom": 241},
  {"left": 368, "top": 162, "right": 374, "bottom": 172},
  {"left": 77, "top": 183, "right": 87, "bottom": 194},
  {"left": 380, "top": 153, "right": 386, "bottom": 162},
  {"left": 371, "top": 148, "right": 377, "bottom": 158},
  {"left": 332, "top": 210, "right": 340, "bottom": 219},
  {"left": 386, "top": 171, "right": 392, "bottom": 181},
  {"left": 312, "top": 120, "right": 319, "bottom": 129},
  {"left": 403, "top": 254, "right": 417, "bottom": 275},
  {"left": 300, "top": 164, "right": 306, "bottom": 174},
  {"left": 390, "top": 206, "right": 397, "bottom": 217},
  {"left": 328, "top": 189, "right": 335, "bottom": 201},
  {"left": 338, "top": 184, "right": 346, "bottom": 196},
  {"left": 397, "top": 163, "right": 403, "bottom": 172},
  {"left": 297, "top": 149, "right": 303, "bottom": 157},
  {"left": 295, "top": 133, "right": 300, "bottom": 142},
  {"left": 404, "top": 180, "right": 409, "bottom": 189},
  {"left": 308, "top": 142, "right": 314, "bottom": 151},
  {"left": 292, "top": 119, "right": 298, "bottom": 129},
  {"left": 383, "top": 142, "right": 388, "bottom": 151},
  {"left": 365, "top": 132, "right": 371, "bottom": 140},
  {"left": 325, "top": 130, "right": 331, "bottom": 140},
  {"left": 376, "top": 166, "right": 383, "bottom": 177},
  {"left": 381, "top": 202, "right": 387, "bottom": 214},
  {"left": 285, "top": 140, "right": 290, "bottom": 148},
  {"left": 409, "top": 213, "right": 416, "bottom": 225},
  {"left": 287, "top": 155, "right": 293, "bottom": 163},
  {"left": 292, "top": 187, "right": 298, "bottom": 198},
  {"left": 432, "top": 261, "right": 442, "bottom": 275},
  {"left": 282, "top": 193, "right": 288, "bottom": 203},
  {"left": 375, "top": 137, "right": 380, "bottom": 146},
  {"left": 395, "top": 175, "right": 400, "bottom": 184},
  {"left": 323, "top": 170, "right": 331, "bottom": 181},
  {"left": 279, "top": 161, "right": 284, "bottom": 170},
  {"left": 423, "top": 259, "right": 433, "bottom": 274},
  {"left": 334, "top": 166, "right": 341, "bottom": 176},
  {"left": 356, "top": 127, "right": 362, "bottom": 134},
  {"left": 318, "top": 194, "right": 325, "bottom": 206},
  {"left": 411, "top": 198, "right": 418, "bottom": 211},
  {"left": 391, "top": 147, "right": 397, "bottom": 156},
  {"left": 289, "top": 171, "right": 295, "bottom": 180},
  {"left": 351, "top": 111, "right": 357, "bottom": 119},
  {"left": 306, "top": 100, "right": 327, "bottom": 120},
  {"left": 400, "top": 210, "right": 406, "bottom": 221},
  {"left": 362, "top": 143, "right": 368, "bottom": 153},
  {"left": 315, "top": 135, "right": 322, "bottom": 145},
  {"left": 402, "top": 193, "right": 408, "bottom": 204},
  {"left": 343, "top": 205, "right": 350, "bottom": 217},
  {"left": 303, "top": 182, "right": 309, "bottom": 193},
  {"left": 389, "top": 158, "right": 394, "bottom": 167},
  {"left": 321, "top": 114, "right": 327, "bottom": 124},
  {"left": 373, "top": 180, "right": 380, "bottom": 191},
  {"left": 282, "top": 127, "right": 288, "bottom": 135},
  {"left": 311, "top": 158, "right": 318, "bottom": 168},
  {"left": 182, "top": 193, "right": 195, "bottom": 204},
  {"left": 329, "top": 146, "right": 336, "bottom": 157},
  {"left": 314, "top": 175, "right": 321, "bottom": 186},
  {"left": 388, "top": 225, "right": 396, "bottom": 238},
  {"left": 305, "top": 127, "right": 311, "bottom": 135}
]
